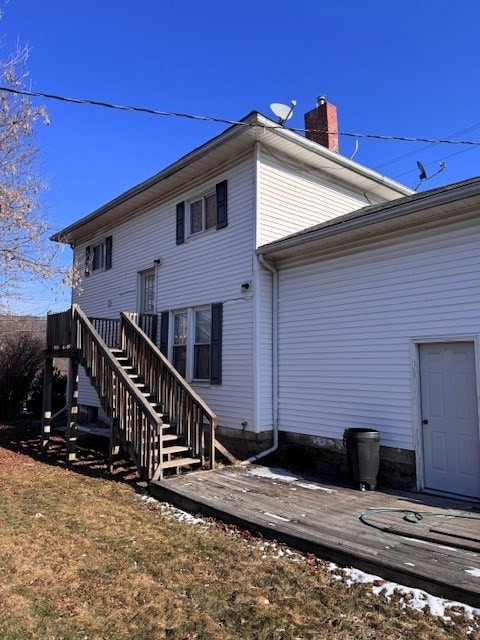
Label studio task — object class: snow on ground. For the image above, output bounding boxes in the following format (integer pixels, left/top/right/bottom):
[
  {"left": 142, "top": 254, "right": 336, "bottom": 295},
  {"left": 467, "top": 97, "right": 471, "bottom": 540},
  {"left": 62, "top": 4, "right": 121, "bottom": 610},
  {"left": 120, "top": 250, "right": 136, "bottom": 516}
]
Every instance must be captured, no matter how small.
[
  {"left": 137, "top": 491, "right": 480, "bottom": 631},
  {"left": 243, "top": 465, "right": 337, "bottom": 493}
]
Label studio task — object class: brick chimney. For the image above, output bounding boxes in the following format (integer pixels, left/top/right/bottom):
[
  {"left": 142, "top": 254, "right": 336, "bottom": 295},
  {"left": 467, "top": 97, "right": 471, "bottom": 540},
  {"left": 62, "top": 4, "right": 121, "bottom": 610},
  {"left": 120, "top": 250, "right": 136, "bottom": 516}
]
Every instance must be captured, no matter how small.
[{"left": 304, "top": 96, "right": 339, "bottom": 153}]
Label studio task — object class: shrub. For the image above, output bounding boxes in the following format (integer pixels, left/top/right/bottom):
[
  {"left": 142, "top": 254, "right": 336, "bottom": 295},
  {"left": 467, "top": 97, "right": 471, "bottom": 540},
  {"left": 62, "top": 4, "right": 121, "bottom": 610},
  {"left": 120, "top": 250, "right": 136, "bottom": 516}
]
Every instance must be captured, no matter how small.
[
  {"left": 0, "top": 333, "right": 44, "bottom": 420},
  {"left": 27, "top": 366, "right": 67, "bottom": 418}
]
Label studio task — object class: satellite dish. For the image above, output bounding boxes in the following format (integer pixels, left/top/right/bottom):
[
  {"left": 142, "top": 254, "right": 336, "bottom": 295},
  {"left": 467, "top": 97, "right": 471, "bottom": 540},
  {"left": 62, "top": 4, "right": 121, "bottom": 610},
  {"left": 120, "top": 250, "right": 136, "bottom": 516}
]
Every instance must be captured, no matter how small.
[
  {"left": 414, "top": 160, "right": 447, "bottom": 191},
  {"left": 416, "top": 160, "right": 427, "bottom": 182},
  {"left": 270, "top": 100, "right": 297, "bottom": 125}
]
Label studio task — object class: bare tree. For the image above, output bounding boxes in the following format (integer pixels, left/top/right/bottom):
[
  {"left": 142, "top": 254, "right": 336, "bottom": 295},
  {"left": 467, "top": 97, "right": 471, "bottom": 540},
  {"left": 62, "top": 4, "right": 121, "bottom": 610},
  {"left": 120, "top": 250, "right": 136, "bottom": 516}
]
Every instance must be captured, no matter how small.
[{"left": 0, "top": 40, "right": 74, "bottom": 312}]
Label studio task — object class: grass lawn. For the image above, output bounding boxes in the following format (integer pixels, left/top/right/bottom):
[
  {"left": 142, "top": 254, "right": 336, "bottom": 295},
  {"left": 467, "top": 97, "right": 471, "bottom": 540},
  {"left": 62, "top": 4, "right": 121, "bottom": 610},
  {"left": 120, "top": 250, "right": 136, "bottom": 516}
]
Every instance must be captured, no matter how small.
[{"left": 0, "top": 421, "right": 477, "bottom": 640}]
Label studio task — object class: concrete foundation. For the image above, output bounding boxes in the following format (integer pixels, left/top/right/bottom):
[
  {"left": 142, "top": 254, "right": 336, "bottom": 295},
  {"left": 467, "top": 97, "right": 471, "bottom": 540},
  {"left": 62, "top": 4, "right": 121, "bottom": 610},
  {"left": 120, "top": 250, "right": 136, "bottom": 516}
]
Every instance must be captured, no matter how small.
[
  {"left": 275, "top": 432, "right": 417, "bottom": 490},
  {"left": 215, "top": 425, "right": 274, "bottom": 460}
]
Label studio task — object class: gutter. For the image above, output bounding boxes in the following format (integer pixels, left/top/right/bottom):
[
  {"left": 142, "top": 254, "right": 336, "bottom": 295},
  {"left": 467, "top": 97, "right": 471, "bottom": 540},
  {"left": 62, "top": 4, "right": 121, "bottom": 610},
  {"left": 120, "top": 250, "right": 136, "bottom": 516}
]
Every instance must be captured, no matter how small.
[{"left": 245, "top": 254, "right": 279, "bottom": 463}]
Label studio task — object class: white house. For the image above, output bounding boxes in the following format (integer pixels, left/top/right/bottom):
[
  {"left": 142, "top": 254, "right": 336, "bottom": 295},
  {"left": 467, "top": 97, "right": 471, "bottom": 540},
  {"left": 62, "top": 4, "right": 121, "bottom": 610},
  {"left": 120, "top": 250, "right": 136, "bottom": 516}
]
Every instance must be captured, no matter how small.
[{"left": 53, "top": 98, "right": 480, "bottom": 498}]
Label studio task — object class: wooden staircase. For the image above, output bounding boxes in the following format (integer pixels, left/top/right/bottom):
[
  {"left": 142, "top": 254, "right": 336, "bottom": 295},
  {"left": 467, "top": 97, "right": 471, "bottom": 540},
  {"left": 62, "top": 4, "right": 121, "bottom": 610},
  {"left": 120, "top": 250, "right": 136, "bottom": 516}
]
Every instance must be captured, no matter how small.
[
  {"left": 109, "top": 347, "right": 202, "bottom": 476},
  {"left": 42, "top": 306, "right": 218, "bottom": 481}
]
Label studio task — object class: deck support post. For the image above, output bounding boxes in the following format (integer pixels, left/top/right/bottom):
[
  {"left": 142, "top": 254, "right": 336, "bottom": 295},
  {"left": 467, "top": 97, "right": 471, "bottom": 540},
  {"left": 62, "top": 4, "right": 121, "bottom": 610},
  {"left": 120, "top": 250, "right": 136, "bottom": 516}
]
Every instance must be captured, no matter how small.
[
  {"left": 41, "top": 356, "right": 54, "bottom": 451},
  {"left": 65, "top": 356, "right": 79, "bottom": 465},
  {"left": 109, "top": 417, "right": 120, "bottom": 474}
]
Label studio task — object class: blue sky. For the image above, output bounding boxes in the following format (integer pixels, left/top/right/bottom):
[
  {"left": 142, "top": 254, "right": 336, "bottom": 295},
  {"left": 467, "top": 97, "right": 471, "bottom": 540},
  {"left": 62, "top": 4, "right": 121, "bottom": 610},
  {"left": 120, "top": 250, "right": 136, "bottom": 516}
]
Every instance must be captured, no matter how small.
[{"left": 3, "top": 1, "right": 480, "bottom": 314}]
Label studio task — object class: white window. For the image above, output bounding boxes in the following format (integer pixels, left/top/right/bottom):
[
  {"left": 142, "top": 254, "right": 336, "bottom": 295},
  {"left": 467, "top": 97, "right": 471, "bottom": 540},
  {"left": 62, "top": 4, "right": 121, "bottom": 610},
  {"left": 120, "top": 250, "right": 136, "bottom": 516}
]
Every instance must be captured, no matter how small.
[
  {"left": 171, "top": 307, "right": 212, "bottom": 381},
  {"left": 189, "top": 192, "right": 217, "bottom": 236},
  {"left": 92, "top": 242, "right": 105, "bottom": 271}
]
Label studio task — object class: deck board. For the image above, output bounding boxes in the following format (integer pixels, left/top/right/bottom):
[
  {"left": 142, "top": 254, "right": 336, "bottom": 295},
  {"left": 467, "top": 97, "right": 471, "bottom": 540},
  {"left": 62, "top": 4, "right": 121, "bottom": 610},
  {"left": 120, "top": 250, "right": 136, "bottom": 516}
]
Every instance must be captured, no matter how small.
[{"left": 150, "top": 464, "right": 480, "bottom": 606}]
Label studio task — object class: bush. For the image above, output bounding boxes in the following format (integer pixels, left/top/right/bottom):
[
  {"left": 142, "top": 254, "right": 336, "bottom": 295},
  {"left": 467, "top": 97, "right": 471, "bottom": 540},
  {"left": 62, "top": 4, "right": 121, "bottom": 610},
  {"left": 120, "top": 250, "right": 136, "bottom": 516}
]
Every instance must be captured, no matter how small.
[
  {"left": 27, "top": 366, "right": 67, "bottom": 418},
  {"left": 0, "top": 333, "right": 44, "bottom": 420}
]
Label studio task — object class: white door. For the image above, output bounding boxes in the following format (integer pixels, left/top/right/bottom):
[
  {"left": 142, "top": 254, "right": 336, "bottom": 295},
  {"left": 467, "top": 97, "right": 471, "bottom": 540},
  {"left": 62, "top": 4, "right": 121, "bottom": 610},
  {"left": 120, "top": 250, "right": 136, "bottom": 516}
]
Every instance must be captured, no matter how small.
[{"left": 420, "top": 342, "right": 480, "bottom": 498}]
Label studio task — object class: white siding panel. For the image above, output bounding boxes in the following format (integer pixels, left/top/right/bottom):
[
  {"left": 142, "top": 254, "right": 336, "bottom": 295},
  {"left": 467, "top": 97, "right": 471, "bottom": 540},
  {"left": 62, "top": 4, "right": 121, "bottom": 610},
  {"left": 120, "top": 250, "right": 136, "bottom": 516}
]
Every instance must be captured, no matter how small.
[
  {"left": 277, "top": 217, "right": 480, "bottom": 449},
  {"left": 257, "top": 150, "right": 372, "bottom": 247},
  {"left": 73, "top": 158, "right": 256, "bottom": 429}
]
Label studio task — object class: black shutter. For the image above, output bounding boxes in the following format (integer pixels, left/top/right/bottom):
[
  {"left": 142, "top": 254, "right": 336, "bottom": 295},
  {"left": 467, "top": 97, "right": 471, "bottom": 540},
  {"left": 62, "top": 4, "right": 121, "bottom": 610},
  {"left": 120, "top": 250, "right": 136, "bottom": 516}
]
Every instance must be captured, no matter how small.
[
  {"left": 216, "top": 180, "right": 228, "bottom": 230},
  {"left": 160, "top": 311, "right": 169, "bottom": 357},
  {"left": 105, "top": 235, "right": 113, "bottom": 270},
  {"left": 84, "top": 245, "right": 91, "bottom": 277},
  {"left": 176, "top": 201, "right": 185, "bottom": 245},
  {"left": 210, "top": 303, "right": 222, "bottom": 384}
]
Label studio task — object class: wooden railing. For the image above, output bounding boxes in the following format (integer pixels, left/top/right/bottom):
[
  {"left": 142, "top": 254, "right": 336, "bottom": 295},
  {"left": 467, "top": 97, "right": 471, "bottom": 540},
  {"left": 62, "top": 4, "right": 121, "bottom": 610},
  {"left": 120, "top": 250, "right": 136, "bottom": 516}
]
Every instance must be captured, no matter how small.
[
  {"left": 90, "top": 314, "right": 157, "bottom": 349},
  {"left": 90, "top": 317, "right": 120, "bottom": 349},
  {"left": 46, "top": 309, "right": 72, "bottom": 349},
  {"left": 120, "top": 312, "right": 216, "bottom": 472},
  {"left": 130, "top": 313, "right": 158, "bottom": 344},
  {"left": 73, "top": 305, "right": 163, "bottom": 480}
]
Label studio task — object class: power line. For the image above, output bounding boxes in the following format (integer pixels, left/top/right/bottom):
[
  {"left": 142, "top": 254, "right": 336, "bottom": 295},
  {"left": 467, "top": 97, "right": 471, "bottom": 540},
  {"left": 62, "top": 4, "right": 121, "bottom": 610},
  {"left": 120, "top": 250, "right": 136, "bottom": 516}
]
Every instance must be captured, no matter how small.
[
  {"left": 2, "top": 85, "right": 480, "bottom": 147},
  {"left": 374, "top": 123, "right": 480, "bottom": 170},
  {"left": 394, "top": 143, "right": 480, "bottom": 180}
]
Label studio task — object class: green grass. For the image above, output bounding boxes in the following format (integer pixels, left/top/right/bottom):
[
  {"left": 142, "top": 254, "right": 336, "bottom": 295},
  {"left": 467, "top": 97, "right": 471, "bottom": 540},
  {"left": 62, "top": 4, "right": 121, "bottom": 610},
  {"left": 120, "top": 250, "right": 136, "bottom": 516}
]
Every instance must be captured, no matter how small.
[{"left": 0, "top": 422, "right": 477, "bottom": 640}]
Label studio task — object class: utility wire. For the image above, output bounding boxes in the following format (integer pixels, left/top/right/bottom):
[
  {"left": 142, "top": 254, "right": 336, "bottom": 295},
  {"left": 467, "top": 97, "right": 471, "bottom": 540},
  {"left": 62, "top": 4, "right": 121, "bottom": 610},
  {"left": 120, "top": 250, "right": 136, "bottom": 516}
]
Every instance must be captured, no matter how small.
[
  {"left": 2, "top": 85, "right": 480, "bottom": 147},
  {"left": 374, "top": 122, "right": 480, "bottom": 170}
]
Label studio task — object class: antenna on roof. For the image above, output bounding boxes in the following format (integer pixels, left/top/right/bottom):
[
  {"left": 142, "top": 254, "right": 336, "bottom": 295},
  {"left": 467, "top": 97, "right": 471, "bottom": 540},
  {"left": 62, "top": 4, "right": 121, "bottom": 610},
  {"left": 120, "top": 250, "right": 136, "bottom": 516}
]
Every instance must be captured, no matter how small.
[
  {"left": 270, "top": 100, "right": 297, "bottom": 126},
  {"left": 414, "top": 160, "right": 446, "bottom": 191},
  {"left": 349, "top": 139, "right": 359, "bottom": 160}
]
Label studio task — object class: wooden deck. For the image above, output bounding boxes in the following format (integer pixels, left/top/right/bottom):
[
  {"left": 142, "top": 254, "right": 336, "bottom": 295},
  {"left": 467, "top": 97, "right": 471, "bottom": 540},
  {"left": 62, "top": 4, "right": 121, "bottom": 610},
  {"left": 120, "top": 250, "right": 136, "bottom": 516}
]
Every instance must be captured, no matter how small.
[{"left": 150, "top": 464, "right": 480, "bottom": 607}]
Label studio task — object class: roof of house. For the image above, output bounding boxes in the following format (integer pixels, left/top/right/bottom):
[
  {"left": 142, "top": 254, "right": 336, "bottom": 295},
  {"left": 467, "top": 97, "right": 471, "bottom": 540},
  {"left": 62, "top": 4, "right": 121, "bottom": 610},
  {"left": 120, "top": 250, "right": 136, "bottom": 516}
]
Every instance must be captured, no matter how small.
[
  {"left": 53, "top": 111, "right": 412, "bottom": 245},
  {"left": 257, "top": 175, "right": 480, "bottom": 263}
]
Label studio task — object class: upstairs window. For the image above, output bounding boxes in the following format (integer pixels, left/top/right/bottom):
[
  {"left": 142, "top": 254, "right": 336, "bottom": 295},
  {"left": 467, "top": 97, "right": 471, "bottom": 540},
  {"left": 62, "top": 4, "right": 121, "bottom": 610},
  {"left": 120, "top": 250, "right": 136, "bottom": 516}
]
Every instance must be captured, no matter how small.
[
  {"left": 92, "top": 243, "right": 105, "bottom": 271},
  {"left": 176, "top": 180, "right": 228, "bottom": 245},
  {"left": 84, "top": 235, "right": 112, "bottom": 276},
  {"left": 189, "top": 193, "right": 217, "bottom": 236}
]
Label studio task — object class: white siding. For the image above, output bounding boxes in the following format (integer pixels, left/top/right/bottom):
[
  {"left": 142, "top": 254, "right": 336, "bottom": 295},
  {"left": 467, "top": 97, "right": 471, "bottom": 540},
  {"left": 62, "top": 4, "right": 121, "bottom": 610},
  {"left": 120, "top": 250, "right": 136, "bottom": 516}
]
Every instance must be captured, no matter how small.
[
  {"left": 73, "top": 158, "right": 256, "bottom": 429},
  {"left": 256, "top": 149, "right": 373, "bottom": 247},
  {"left": 277, "top": 216, "right": 480, "bottom": 450}
]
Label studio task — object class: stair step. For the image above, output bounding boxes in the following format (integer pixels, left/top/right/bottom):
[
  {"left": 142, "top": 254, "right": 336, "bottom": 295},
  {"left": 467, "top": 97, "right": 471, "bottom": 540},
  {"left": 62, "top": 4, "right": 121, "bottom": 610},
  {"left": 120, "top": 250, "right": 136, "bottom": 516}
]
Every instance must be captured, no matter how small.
[
  {"left": 163, "top": 445, "right": 190, "bottom": 456},
  {"left": 161, "top": 457, "right": 201, "bottom": 470},
  {"left": 161, "top": 433, "right": 180, "bottom": 442}
]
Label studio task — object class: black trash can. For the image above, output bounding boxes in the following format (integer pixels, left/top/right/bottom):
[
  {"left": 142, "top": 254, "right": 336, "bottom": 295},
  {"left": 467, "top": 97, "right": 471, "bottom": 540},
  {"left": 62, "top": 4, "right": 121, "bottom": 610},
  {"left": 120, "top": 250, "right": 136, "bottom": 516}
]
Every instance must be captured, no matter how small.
[{"left": 343, "top": 428, "right": 380, "bottom": 491}]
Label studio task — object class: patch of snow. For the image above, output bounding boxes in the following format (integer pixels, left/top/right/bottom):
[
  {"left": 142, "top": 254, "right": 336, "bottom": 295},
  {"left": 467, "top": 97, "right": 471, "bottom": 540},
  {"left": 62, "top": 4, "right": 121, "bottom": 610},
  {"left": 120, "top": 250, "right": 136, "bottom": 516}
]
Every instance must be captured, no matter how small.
[
  {"left": 326, "top": 562, "right": 480, "bottom": 625},
  {"left": 76, "top": 424, "right": 110, "bottom": 437},
  {"left": 245, "top": 465, "right": 336, "bottom": 493},
  {"left": 138, "top": 494, "right": 209, "bottom": 526},
  {"left": 297, "top": 482, "right": 337, "bottom": 493},
  {"left": 466, "top": 567, "right": 480, "bottom": 578},
  {"left": 263, "top": 512, "right": 291, "bottom": 522}
]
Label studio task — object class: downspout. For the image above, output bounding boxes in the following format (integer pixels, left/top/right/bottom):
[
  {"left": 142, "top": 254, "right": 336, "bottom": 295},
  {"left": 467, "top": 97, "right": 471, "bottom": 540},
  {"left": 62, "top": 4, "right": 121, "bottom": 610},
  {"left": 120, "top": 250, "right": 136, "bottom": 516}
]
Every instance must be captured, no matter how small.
[{"left": 245, "top": 253, "right": 279, "bottom": 462}]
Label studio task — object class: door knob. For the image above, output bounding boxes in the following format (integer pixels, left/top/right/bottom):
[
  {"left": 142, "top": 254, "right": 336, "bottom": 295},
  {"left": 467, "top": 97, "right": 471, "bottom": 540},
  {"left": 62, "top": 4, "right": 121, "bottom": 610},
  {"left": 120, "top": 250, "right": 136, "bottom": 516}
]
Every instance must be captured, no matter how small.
[{"left": 422, "top": 419, "right": 429, "bottom": 425}]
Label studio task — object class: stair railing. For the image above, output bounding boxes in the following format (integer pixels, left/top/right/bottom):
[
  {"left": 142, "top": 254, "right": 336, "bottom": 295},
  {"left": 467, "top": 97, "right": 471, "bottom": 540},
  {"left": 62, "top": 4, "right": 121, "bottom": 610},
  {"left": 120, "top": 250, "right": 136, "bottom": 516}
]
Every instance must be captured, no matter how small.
[
  {"left": 73, "top": 305, "right": 163, "bottom": 479},
  {"left": 120, "top": 312, "right": 217, "bottom": 474}
]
